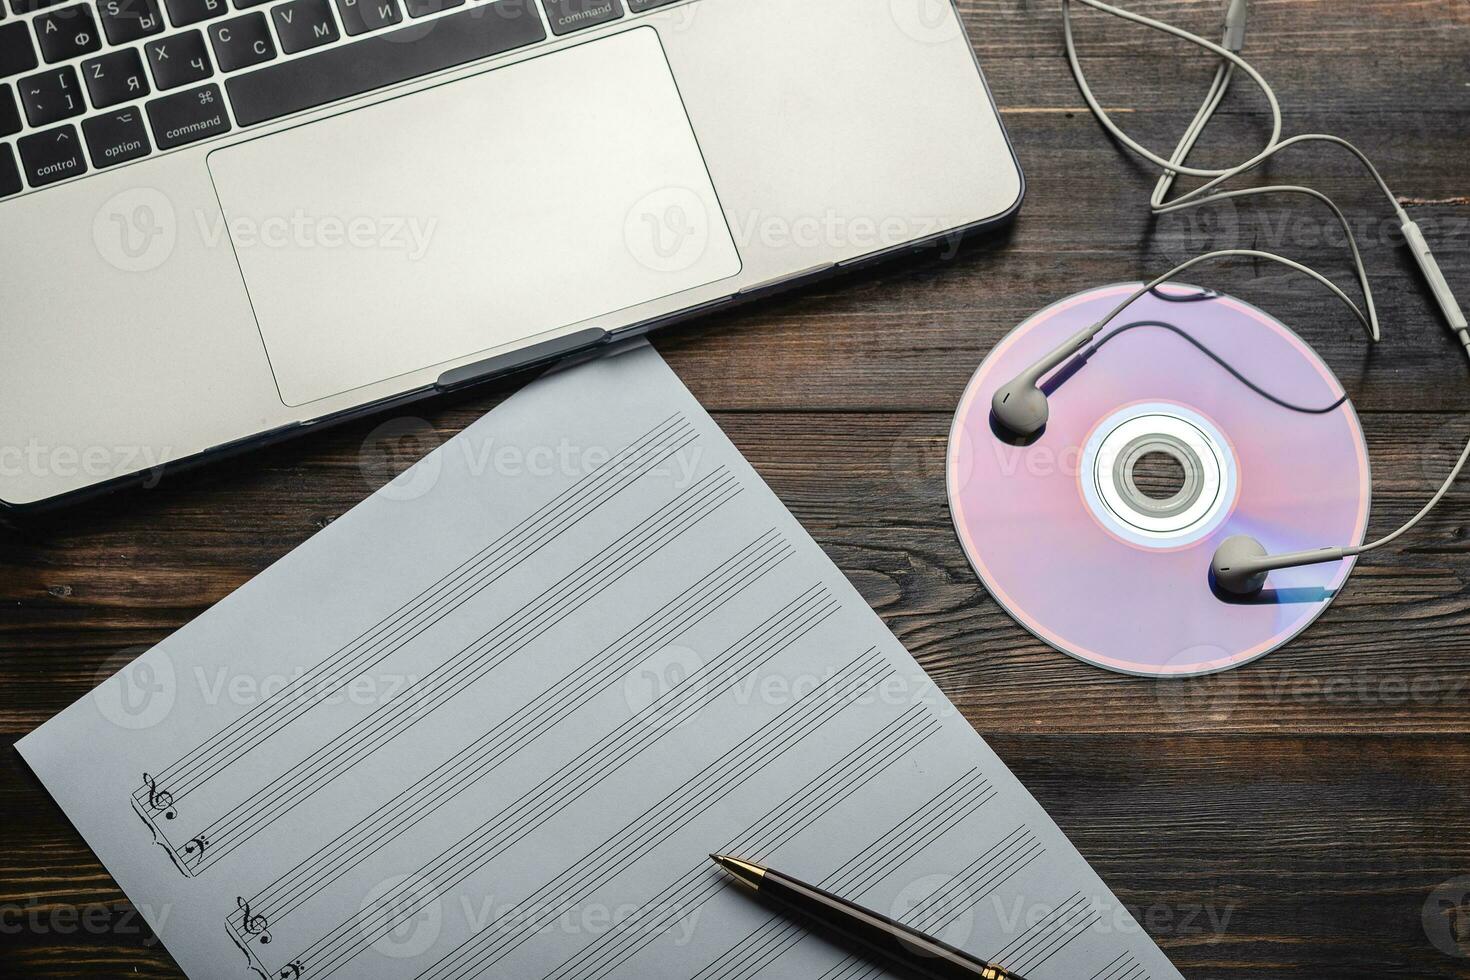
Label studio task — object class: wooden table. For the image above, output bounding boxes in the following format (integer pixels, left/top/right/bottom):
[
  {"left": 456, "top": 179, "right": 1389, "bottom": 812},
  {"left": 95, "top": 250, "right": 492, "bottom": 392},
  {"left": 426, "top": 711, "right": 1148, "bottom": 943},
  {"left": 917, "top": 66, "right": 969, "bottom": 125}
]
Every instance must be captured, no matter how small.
[{"left": 3, "top": 1, "right": 1468, "bottom": 976}]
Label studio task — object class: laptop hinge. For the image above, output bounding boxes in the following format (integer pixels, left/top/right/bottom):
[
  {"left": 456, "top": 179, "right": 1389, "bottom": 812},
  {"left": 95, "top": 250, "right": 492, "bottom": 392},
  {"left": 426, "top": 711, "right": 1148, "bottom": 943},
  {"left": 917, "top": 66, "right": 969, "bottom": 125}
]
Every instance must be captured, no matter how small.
[{"left": 435, "top": 328, "right": 611, "bottom": 391}]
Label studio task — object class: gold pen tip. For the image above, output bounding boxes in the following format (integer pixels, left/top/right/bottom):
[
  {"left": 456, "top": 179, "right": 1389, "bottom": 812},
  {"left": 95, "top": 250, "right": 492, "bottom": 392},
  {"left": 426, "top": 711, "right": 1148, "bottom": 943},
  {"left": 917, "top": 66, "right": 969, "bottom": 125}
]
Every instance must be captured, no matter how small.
[{"left": 709, "top": 854, "right": 766, "bottom": 890}]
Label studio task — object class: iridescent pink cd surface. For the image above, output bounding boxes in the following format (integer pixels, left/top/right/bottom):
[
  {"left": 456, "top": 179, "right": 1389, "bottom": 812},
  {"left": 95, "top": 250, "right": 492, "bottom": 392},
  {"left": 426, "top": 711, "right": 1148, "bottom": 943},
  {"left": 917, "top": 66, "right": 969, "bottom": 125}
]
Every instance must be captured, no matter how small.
[{"left": 948, "top": 284, "right": 1370, "bottom": 676}]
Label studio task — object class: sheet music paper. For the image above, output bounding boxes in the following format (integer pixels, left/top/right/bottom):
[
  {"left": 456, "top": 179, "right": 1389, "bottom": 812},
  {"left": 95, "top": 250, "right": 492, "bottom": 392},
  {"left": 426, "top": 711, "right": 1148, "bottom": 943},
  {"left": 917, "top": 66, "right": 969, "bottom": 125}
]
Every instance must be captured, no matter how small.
[{"left": 18, "top": 343, "right": 1183, "bottom": 980}]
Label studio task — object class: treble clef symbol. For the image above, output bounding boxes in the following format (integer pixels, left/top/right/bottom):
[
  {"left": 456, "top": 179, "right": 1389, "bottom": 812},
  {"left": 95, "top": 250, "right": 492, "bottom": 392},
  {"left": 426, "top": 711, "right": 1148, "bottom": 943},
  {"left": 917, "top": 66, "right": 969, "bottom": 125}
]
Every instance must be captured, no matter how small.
[
  {"left": 279, "top": 960, "right": 304, "bottom": 979},
  {"left": 237, "top": 897, "right": 272, "bottom": 945},
  {"left": 143, "top": 773, "right": 176, "bottom": 820}
]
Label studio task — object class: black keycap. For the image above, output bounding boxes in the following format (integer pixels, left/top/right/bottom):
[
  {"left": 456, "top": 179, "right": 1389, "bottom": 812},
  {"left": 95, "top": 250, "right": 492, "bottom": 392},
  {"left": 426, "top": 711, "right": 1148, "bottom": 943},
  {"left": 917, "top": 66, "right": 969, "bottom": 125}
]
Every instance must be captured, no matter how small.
[
  {"left": 0, "top": 21, "right": 38, "bottom": 81},
  {"left": 0, "top": 81, "right": 20, "bottom": 135},
  {"left": 146, "top": 81, "right": 227, "bottom": 147},
  {"left": 17, "top": 122, "right": 85, "bottom": 185},
  {"left": 627, "top": 0, "right": 678, "bottom": 9},
  {"left": 208, "top": 11, "right": 273, "bottom": 71},
  {"left": 271, "top": 0, "right": 337, "bottom": 54},
  {"left": 10, "top": 0, "right": 68, "bottom": 14},
  {"left": 34, "top": 4, "right": 102, "bottom": 63},
  {"left": 542, "top": 0, "right": 620, "bottom": 35},
  {"left": 229, "top": 1, "right": 544, "bottom": 126},
  {"left": 17, "top": 65, "right": 82, "bottom": 126},
  {"left": 0, "top": 142, "right": 21, "bottom": 196},
  {"left": 232, "top": 0, "right": 269, "bottom": 8},
  {"left": 146, "top": 30, "right": 212, "bottom": 90},
  {"left": 97, "top": 0, "right": 165, "bottom": 45},
  {"left": 402, "top": 0, "right": 460, "bottom": 18},
  {"left": 334, "top": 0, "right": 398, "bottom": 36},
  {"left": 82, "top": 104, "right": 149, "bottom": 166},
  {"left": 162, "top": 0, "right": 226, "bottom": 26},
  {"left": 82, "top": 46, "right": 147, "bottom": 108}
]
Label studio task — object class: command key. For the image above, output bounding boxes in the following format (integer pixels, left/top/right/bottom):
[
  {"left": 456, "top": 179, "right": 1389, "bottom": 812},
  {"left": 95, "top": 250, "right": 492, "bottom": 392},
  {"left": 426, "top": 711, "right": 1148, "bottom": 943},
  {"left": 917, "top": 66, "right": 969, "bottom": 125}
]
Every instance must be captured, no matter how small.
[{"left": 147, "top": 83, "right": 231, "bottom": 150}]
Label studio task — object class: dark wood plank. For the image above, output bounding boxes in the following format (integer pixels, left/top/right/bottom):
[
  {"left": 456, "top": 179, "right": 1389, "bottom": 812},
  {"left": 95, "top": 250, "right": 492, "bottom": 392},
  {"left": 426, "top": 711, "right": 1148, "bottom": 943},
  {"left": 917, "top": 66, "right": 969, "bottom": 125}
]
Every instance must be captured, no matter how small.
[{"left": 3, "top": 411, "right": 1469, "bottom": 736}]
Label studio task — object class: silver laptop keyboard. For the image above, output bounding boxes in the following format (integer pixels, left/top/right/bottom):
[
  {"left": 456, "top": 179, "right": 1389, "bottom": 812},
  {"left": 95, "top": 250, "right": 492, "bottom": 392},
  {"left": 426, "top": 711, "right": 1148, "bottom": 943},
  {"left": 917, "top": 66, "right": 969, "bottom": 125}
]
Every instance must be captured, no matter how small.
[{"left": 0, "top": 0, "right": 683, "bottom": 199}]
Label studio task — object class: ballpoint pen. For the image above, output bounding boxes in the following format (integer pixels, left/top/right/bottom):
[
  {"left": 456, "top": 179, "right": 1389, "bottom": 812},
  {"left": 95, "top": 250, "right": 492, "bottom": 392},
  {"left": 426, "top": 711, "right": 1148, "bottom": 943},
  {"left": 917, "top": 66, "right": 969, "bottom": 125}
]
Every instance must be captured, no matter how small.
[{"left": 711, "top": 854, "right": 1027, "bottom": 980}]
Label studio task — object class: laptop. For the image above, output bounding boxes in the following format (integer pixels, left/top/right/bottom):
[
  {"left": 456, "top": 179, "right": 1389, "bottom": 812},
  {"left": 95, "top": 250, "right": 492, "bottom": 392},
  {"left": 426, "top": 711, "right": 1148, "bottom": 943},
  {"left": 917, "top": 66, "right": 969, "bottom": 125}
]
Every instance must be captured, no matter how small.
[{"left": 0, "top": 0, "right": 1023, "bottom": 512}]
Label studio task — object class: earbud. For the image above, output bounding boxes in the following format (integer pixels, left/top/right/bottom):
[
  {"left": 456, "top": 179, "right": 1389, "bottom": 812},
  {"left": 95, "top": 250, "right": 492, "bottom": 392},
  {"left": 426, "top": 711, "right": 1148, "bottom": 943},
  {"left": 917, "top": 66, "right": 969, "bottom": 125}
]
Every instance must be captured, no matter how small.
[
  {"left": 991, "top": 376, "right": 1050, "bottom": 437},
  {"left": 990, "top": 325, "right": 1099, "bottom": 437},
  {"left": 1210, "top": 536, "right": 1270, "bottom": 594},
  {"left": 1210, "top": 535, "right": 1349, "bottom": 595}
]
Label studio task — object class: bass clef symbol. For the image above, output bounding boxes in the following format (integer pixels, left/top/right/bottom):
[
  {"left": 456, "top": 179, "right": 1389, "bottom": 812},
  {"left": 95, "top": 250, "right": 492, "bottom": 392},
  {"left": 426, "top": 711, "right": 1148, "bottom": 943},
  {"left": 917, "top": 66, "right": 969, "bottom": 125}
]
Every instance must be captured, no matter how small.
[
  {"left": 279, "top": 960, "right": 304, "bottom": 979},
  {"left": 183, "top": 835, "right": 209, "bottom": 860},
  {"left": 237, "top": 897, "right": 272, "bottom": 945},
  {"left": 143, "top": 772, "right": 177, "bottom": 820}
]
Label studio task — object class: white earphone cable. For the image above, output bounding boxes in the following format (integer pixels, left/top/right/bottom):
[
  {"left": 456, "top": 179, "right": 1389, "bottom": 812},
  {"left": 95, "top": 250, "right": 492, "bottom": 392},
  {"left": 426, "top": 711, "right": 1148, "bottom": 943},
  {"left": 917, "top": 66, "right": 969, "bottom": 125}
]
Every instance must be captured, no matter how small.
[{"left": 1060, "top": 0, "right": 1470, "bottom": 558}]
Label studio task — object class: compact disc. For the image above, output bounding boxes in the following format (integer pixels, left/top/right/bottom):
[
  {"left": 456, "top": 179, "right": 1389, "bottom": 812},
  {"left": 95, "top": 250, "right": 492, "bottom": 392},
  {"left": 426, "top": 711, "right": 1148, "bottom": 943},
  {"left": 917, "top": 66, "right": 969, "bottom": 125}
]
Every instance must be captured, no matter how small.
[{"left": 947, "top": 284, "right": 1371, "bottom": 677}]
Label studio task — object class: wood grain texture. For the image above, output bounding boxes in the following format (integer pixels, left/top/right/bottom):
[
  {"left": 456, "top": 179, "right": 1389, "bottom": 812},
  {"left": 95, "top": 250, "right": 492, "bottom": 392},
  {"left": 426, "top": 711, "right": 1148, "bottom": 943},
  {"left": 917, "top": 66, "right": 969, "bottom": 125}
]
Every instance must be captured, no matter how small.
[{"left": 2, "top": 1, "right": 1468, "bottom": 977}]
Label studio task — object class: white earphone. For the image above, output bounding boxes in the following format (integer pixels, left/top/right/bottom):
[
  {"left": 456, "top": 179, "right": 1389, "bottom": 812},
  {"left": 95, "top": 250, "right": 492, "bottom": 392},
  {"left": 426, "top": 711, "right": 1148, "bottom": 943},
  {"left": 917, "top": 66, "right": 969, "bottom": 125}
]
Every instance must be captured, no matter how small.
[{"left": 992, "top": 0, "right": 1470, "bottom": 595}]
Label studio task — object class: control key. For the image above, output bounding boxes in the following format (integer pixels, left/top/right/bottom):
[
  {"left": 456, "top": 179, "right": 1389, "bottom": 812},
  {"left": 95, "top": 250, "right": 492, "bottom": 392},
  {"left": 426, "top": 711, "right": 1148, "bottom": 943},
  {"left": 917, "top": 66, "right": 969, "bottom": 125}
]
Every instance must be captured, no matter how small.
[{"left": 18, "top": 123, "right": 87, "bottom": 186}]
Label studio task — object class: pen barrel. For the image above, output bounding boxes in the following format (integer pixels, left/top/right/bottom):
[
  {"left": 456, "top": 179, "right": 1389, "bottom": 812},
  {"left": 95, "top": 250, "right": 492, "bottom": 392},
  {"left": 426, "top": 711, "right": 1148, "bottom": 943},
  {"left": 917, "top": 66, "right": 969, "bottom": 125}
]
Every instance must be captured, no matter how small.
[{"left": 757, "top": 870, "right": 1021, "bottom": 980}]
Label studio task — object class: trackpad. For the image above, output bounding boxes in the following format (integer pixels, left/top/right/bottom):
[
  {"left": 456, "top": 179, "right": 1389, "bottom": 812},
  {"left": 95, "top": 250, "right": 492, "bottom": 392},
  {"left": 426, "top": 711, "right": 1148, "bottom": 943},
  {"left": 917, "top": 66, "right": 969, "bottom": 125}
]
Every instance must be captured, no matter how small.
[{"left": 208, "top": 28, "right": 740, "bottom": 407}]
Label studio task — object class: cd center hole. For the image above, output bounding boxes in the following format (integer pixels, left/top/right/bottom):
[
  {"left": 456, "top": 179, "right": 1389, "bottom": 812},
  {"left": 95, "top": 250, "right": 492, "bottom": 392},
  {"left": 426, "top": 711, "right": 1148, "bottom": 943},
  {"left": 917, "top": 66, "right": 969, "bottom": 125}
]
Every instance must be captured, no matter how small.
[{"left": 1131, "top": 451, "right": 1187, "bottom": 500}]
